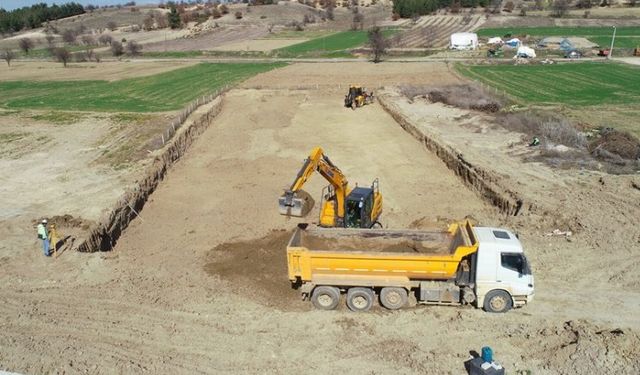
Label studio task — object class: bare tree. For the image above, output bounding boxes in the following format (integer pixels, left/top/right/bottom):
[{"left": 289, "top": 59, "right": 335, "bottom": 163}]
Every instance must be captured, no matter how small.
[
  {"left": 1, "top": 49, "right": 16, "bottom": 66},
  {"left": 111, "top": 41, "right": 124, "bottom": 56},
  {"left": 126, "top": 40, "right": 143, "bottom": 56},
  {"left": 156, "top": 12, "right": 169, "bottom": 28},
  {"left": 19, "top": 38, "right": 34, "bottom": 55},
  {"left": 368, "top": 26, "right": 388, "bottom": 63},
  {"left": 552, "top": 0, "right": 569, "bottom": 17},
  {"left": 62, "top": 29, "right": 77, "bottom": 44},
  {"left": 143, "top": 15, "right": 154, "bottom": 30},
  {"left": 491, "top": 0, "right": 503, "bottom": 13},
  {"left": 81, "top": 35, "right": 96, "bottom": 45},
  {"left": 54, "top": 47, "right": 71, "bottom": 67},
  {"left": 107, "top": 21, "right": 118, "bottom": 31},
  {"left": 45, "top": 33, "right": 56, "bottom": 46},
  {"left": 352, "top": 12, "right": 364, "bottom": 30},
  {"left": 98, "top": 34, "right": 113, "bottom": 45},
  {"left": 503, "top": 1, "right": 515, "bottom": 12},
  {"left": 534, "top": 0, "right": 545, "bottom": 10},
  {"left": 326, "top": 0, "right": 335, "bottom": 20}
]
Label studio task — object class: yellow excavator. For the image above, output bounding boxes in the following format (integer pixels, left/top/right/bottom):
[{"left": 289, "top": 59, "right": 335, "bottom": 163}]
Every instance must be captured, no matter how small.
[
  {"left": 279, "top": 147, "right": 383, "bottom": 228},
  {"left": 344, "top": 85, "right": 374, "bottom": 110}
]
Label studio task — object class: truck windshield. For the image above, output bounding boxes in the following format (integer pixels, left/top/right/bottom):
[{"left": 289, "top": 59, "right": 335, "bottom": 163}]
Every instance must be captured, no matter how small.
[{"left": 501, "top": 253, "right": 530, "bottom": 275}]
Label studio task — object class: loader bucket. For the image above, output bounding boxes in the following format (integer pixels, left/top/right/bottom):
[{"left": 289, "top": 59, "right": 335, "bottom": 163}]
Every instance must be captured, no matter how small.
[{"left": 279, "top": 190, "right": 314, "bottom": 217}]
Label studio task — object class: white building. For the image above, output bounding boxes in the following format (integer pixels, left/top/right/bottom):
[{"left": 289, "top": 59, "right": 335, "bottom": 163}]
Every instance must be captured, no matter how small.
[{"left": 450, "top": 32, "right": 478, "bottom": 50}]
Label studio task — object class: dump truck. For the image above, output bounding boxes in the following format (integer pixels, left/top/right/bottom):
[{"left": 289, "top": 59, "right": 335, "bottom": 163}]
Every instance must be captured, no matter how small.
[{"left": 287, "top": 221, "right": 534, "bottom": 313}]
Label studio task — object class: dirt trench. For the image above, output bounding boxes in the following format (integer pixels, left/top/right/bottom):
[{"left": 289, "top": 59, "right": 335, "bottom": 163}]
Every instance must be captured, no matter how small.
[
  {"left": 76, "top": 96, "right": 224, "bottom": 252},
  {"left": 378, "top": 94, "right": 524, "bottom": 216}
]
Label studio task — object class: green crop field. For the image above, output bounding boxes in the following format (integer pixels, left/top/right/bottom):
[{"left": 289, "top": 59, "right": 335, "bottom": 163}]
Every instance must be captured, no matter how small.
[
  {"left": 275, "top": 29, "right": 398, "bottom": 56},
  {"left": 456, "top": 62, "right": 640, "bottom": 106},
  {"left": 476, "top": 26, "right": 640, "bottom": 48},
  {"left": 0, "top": 62, "right": 285, "bottom": 112}
]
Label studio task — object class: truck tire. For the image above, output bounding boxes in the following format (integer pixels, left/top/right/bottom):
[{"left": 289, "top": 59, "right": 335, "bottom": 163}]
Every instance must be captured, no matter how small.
[
  {"left": 346, "top": 287, "right": 374, "bottom": 312},
  {"left": 483, "top": 290, "right": 513, "bottom": 313},
  {"left": 380, "top": 287, "right": 408, "bottom": 310},
  {"left": 311, "top": 286, "right": 340, "bottom": 310}
]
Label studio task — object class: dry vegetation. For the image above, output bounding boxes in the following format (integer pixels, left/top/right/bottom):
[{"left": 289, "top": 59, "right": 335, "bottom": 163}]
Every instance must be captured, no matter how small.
[{"left": 399, "top": 84, "right": 640, "bottom": 174}]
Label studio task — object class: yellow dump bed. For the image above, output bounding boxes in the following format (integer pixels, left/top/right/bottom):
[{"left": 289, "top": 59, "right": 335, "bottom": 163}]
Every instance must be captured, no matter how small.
[{"left": 287, "top": 221, "right": 478, "bottom": 287}]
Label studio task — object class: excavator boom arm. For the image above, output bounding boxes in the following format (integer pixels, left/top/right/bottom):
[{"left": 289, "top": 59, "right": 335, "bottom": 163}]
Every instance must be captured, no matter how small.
[{"left": 284, "top": 147, "right": 349, "bottom": 219}]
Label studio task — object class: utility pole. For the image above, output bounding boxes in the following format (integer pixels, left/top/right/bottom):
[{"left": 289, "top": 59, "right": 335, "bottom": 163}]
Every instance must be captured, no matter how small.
[{"left": 608, "top": 25, "right": 616, "bottom": 60}]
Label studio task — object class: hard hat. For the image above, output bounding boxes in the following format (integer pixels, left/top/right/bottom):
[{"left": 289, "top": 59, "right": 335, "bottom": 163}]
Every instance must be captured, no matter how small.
[{"left": 42, "top": 219, "right": 48, "bottom": 224}]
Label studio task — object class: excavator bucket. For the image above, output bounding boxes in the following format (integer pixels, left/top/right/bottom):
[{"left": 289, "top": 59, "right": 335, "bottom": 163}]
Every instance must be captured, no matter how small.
[{"left": 279, "top": 190, "right": 314, "bottom": 217}]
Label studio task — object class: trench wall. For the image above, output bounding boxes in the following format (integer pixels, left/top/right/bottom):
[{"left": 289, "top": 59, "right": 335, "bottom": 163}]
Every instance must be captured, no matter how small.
[
  {"left": 378, "top": 94, "right": 524, "bottom": 216},
  {"left": 76, "top": 96, "right": 224, "bottom": 252}
]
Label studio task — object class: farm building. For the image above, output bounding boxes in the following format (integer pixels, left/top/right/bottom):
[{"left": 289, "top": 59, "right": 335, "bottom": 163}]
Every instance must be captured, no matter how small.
[{"left": 450, "top": 32, "right": 478, "bottom": 50}]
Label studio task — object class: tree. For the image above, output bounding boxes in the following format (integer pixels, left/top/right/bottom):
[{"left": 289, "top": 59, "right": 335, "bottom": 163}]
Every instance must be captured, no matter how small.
[
  {"left": 62, "top": 29, "right": 77, "bottom": 44},
  {"left": 81, "top": 35, "right": 95, "bottom": 45},
  {"left": 54, "top": 47, "right": 71, "bottom": 67},
  {"left": 107, "top": 21, "right": 118, "bottom": 31},
  {"left": 219, "top": 4, "right": 229, "bottom": 14},
  {"left": 168, "top": 6, "right": 182, "bottom": 29},
  {"left": 98, "top": 34, "right": 113, "bottom": 45},
  {"left": 368, "top": 26, "right": 388, "bottom": 63},
  {"left": 156, "top": 12, "right": 169, "bottom": 28},
  {"left": 1, "top": 49, "right": 16, "bottom": 66},
  {"left": 126, "top": 40, "right": 142, "bottom": 55},
  {"left": 45, "top": 33, "right": 55, "bottom": 45},
  {"left": 352, "top": 12, "right": 364, "bottom": 30},
  {"left": 551, "top": 0, "right": 569, "bottom": 17},
  {"left": 235, "top": 11, "right": 243, "bottom": 19},
  {"left": 19, "top": 38, "right": 34, "bottom": 55},
  {"left": 111, "top": 41, "right": 124, "bottom": 56},
  {"left": 143, "top": 15, "right": 154, "bottom": 30},
  {"left": 326, "top": 0, "right": 335, "bottom": 20},
  {"left": 503, "top": 1, "right": 515, "bottom": 12}
]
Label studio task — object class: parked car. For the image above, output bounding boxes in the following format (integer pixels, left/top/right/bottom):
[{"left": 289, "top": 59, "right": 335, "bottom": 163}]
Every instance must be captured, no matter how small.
[{"left": 564, "top": 50, "right": 583, "bottom": 59}]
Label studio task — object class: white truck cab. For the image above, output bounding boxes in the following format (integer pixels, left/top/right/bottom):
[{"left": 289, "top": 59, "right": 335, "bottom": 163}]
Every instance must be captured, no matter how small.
[{"left": 473, "top": 227, "right": 534, "bottom": 313}]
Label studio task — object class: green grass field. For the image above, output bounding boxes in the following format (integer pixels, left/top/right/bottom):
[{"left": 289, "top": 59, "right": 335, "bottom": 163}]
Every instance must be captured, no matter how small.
[
  {"left": 456, "top": 62, "right": 640, "bottom": 106},
  {"left": 0, "top": 62, "right": 285, "bottom": 112},
  {"left": 476, "top": 26, "right": 640, "bottom": 48},
  {"left": 275, "top": 29, "right": 398, "bottom": 56}
]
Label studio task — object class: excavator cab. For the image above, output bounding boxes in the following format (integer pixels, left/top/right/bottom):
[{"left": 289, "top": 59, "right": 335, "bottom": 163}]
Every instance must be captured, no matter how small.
[{"left": 345, "top": 187, "right": 374, "bottom": 228}]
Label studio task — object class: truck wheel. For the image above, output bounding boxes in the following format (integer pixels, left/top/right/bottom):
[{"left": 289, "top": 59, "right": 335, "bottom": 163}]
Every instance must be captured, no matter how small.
[
  {"left": 346, "top": 288, "right": 374, "bottom": 312},
  {"left": 380, "top": 287, "right": 408, "bottom": 310},
  {"left": 311, "top": 286, "right": 340, "bottom": 310},
  {"left": 483, "top": 290, "right": 513, "bottom": 313}
]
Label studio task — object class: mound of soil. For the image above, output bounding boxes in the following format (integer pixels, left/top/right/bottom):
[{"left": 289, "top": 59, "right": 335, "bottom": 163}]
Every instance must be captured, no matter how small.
[
  {"left": 204, "top": 229, "right": 302, "bottom": 310},
  {"left": 590, "top": 129, "right": 640, "bottom": 161}
]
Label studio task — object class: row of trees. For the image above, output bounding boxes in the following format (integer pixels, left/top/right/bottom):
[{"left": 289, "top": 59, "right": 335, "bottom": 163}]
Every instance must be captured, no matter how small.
[
  {"left": 0, "top": 2, "right": 85, "bottom": 33},
  {"left": 393, "top": 0, "right": 491, "bottom": 17}
]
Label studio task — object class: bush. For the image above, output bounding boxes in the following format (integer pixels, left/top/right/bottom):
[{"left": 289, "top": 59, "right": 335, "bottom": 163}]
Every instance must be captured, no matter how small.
[
  {"left": 400, "top": 84, "right": 503, "bottom": 113},
  {"left": 98, "top": 34, "right": 113, "bottom": 45},
  {"left": 111, "top": 41, "right": 124, "bottom": 56},
  {"left": 235, "top": 11, "right": 243, "bottom": 19},
  {"left": 107, "top": 21, "right": 117, "bottom": 31}
]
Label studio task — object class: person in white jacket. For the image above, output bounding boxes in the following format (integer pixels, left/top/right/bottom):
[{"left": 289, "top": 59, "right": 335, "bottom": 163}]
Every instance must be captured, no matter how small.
[{"left": 37, "top": 219, "right": 50, "bottom": 256}]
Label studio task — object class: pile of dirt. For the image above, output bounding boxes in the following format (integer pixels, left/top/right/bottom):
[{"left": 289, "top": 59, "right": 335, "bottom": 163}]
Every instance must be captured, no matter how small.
[
  {"left": 590, "top": 129, "right": 640, "bottom": 161},
  {"left": 204, "top": 229, "right": 302, "bottom": 310},
  {"left": 45, "top": 214, "right": 91, "bottom": 230}
]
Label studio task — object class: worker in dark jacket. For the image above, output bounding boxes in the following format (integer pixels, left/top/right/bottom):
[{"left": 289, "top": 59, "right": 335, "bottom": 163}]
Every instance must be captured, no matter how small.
[{"left": 37, "top": 219, "right": 50, "bottom": 256}]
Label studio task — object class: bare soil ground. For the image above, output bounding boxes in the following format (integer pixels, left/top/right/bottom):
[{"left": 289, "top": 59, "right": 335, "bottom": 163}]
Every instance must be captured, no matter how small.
[
  {"left": 1, "top": 63, "right": 639, "bottom": 374},
  {"left": 0, "top": 109, "right": 170, "bottom": 259},
  {"left": 0, "top": 61, "right": 197, "bottom": 81},
  {"left": 209, "top": 38, "right": 309, "bottom": 52},
  {"left": 241, "top": 61, "right": 461, "bottom": 88}
]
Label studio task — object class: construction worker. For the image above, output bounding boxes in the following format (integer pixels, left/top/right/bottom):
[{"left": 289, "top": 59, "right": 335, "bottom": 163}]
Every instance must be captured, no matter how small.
[
  {"left": 529, "top": 137, "right": 540, "bottom": 147},
  {"left": 37, "top": 219, "right": 50, "bottom": 256}
]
